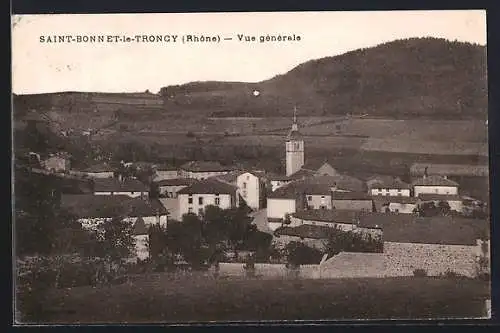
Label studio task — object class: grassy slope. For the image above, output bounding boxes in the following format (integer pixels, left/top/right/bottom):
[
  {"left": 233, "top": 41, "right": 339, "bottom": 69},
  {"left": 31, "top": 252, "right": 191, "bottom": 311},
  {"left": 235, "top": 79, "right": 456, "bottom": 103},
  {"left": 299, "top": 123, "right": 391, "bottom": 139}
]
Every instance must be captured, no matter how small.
[{"left": 32, "top": 276, "right": 489, "bottom": 323}]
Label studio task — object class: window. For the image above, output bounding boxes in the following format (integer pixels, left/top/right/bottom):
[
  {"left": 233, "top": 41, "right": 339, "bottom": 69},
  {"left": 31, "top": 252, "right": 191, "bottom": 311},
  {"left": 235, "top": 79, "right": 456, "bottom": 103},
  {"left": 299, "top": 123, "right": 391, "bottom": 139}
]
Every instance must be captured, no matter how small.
[
  {"left": 198, "top": 208, "right": 203, "bottom": 215},
  {"left": 131, "top": 191, "right": 135, "bottom": 195},
  {"left": 199, "top": 197, "right": 204, "bottom": 205},
  {"left": 215, "top": 197, "right": 220, "bottom": 205},
  {"left": 307, "top": 196, "right": 312, "bottom": 201},
  {"left": 188, "top": 207, "right": 193, "bottom": 214},
  {"left": 397, "top": 193, "right": 402, "bottom": 196},
  {"left": 188, "top": 195, "right": 193, "bottom": 204},
  {"left": 320, "top": 205, "right": 327, "bottom": 210},
  {"left": 247, "top": 175, "right": 250, "bottom": 180},
  {"left": 242, "top": 190, "right": 247, "bottom": 198},
  {"left": 110, "top": 191, "right": 114, "bottom": 195},
  {"left": 321, "top": 196, "right": 325, "bottom": 199},
  {"left": 243, "top": 182, "right": 247, "bottom": 189}
]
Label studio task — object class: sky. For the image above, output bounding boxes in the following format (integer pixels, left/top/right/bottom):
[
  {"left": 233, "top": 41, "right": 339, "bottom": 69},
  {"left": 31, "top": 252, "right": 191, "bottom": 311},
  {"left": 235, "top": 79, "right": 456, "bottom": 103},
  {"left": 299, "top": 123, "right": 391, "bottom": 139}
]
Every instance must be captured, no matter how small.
[{"left": 12, "top": 10, "right": 486, "bottom": 94}]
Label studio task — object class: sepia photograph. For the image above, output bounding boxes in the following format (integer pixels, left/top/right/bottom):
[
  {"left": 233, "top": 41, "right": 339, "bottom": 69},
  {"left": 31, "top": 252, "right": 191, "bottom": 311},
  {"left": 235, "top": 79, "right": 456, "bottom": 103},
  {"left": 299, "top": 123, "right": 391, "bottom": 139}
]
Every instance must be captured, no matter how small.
[{"left": 11, "top": 10, "right": 491, "bottom": 324}]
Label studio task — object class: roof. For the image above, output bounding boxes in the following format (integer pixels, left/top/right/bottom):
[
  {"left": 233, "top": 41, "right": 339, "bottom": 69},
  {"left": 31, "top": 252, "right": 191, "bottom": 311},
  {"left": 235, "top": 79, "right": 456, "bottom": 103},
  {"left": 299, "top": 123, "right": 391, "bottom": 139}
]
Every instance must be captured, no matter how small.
[
  {"left": 61, "top": 194, "right": 168, "bottom": 219},
  {"left": 83, "top": 163, "right": 115, "bottom": 173},
  {"left": 288, "top": 168, "right": 317, "bottom": 180},
  {"left": 274, "top": 224, "right": 333, "bottom": 240},
  {"left": 212, "top": 170, "right": 247, "bottom": 183},
  {"left": 268, "top": 181, "right": 331, "bottom": 199},
  {"left": 132, "top": 216, "right": 148, "bottom": 235},
  {"left": 177, "top": 179, "right": 238, "bottom": 195},
  {"left": 411, "top": 175, "right": 459, "bottom": 187},
  {"left": 372, "top": 196, "right": 419, "bottom": 205},
  {"left": 180, "top": 161, "right": 233, "bottom": 172},
  {"left": 155, "top": 164, "right": 178, "bottom": 171},
  {"left": 366, "top": 176, "right": 410, "bottom": 190},
  {"left": 266, "top": 173, "right": 291, "bottom": 181},
  {"left": 154, "top": 178, "right": 198, "bottom": 187},
  {"left": 332, "top": 191, "right": 373, "bottom": 201},
  {"left": 410, "top": 163, "right": 489, "bottom": 177},
  {"left": 418, "top": 194, "right": 463, "bottom": 201},
  {"left": 93, "top": 178, "right": 148, "bottom": 192},
  {"left": 360, "top": 214, "right": 489, "bottom": 246},
  {"left": 292, "top": 209, "right": 360, "bottom": 224},
  {"left": 301, "top": 160, "right": 333, "bottom": 171}
]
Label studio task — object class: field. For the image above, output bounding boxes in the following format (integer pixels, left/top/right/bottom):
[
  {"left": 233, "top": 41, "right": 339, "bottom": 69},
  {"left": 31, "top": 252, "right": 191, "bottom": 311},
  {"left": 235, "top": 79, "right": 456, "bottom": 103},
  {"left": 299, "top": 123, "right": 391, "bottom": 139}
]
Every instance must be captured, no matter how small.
[{"left": 21, "top": 274, "right": 490, "bottom": 324}]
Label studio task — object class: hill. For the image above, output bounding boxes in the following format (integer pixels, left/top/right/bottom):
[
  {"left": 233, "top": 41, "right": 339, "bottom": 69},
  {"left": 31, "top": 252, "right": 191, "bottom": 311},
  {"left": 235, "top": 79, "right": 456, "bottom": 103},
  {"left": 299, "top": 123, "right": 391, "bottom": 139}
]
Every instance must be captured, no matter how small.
[
  {"left": 13, "top": 37, "right": 487, "bottom": 120},
  {"left": 159, "top": 37, "right": 487, "bottom": 118}
]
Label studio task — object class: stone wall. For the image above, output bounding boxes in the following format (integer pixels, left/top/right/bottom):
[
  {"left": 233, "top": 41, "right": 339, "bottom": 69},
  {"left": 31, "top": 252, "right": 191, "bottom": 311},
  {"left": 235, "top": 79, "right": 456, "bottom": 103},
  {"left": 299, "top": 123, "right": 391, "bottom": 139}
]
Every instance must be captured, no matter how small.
[{"left": 384, "top": 241, "right": 480, "bottom": 278}]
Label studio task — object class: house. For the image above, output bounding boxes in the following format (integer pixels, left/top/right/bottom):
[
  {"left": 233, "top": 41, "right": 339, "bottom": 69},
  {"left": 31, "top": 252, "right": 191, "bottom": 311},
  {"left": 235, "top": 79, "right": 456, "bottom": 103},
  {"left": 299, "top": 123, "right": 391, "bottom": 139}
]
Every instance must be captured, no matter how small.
[
  {"left": 373, "top": 196, "right": 419, "bottom": 214},
  {"left": 61, "top": 194, "right": 168, "bottom": 261},
  {"left": 61, "top": 194, "right": 169, "bottom": 228},
  {"left": 366, "top": 175, "right": 411, "bottom": 197},
  {"left": 418, "top": 193, "right": 464, "bottom": 213},
  {"left": 179, "top": 161, "right": 233, "bottom": 180},
  {"left": 92, "top": 177, "right": 149, "bottom": 198},
  {"left": 266, "top": 174, "right": 365, "bottom": 230},
  {"left": 154, "top": 178, "right": 198, "bottom": 198},
  {"left": 272, "top": 210, "right": 382, "bottom": 250},
  {"left": 177, "top": 179, "right": 239, "bottom": 217},
  {"left": 81, "top": 162, "right": 115, "bottom": 178},
  {"left": 214, "top": 170, "right": 265, "bottom": 210},
  {"left": 331, "top": 192, "right": 374, "bottom": 212},
  {"left": 266, "top": 173, "right": 292, "bottom": 192},
  {"left": 42, "top": 152, "right": 71, "bottom": 173},
  {"left": 154, "top": 164, "right": 179, "bottom": 181},
  {"left": 412, "top": 175, "right": 459, "bottom": 197}
]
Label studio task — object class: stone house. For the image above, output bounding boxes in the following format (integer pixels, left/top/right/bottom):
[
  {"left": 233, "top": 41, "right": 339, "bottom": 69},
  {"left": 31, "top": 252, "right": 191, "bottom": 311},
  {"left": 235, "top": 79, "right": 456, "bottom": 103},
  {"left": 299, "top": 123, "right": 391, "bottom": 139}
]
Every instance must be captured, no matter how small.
[
  {"left": 366, "top": 175, "right": 411, "bottom": 197},
  {"left": 179, "top": 161, "right": 233, "bottom": 180},
  {"left": 154, "top": 178, "right": 198, "bottom": 198},
  {"left": 411, "top": 175, "right": 459, "bottom": 197}
]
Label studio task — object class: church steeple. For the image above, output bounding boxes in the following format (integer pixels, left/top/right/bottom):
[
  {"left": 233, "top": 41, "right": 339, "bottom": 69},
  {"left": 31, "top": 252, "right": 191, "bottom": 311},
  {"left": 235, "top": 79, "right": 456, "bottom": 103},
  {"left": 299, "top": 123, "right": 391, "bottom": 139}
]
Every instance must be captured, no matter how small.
[
  {"left": 285, "top": 105, "right": 304, "bottom": 176},
  {"left": 292, "top": 106, "right": 298, "bottom": 131}
]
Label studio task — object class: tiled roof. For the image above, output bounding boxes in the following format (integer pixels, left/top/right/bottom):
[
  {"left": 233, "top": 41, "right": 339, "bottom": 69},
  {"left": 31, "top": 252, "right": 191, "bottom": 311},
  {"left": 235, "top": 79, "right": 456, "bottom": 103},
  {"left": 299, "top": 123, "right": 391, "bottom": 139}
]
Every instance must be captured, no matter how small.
[
  {"left": 418, "top": 194, "right": 463, "bottom": 201},
  {"left": 360, "top": 214, "right": 488, "bottom": 246},
  {"left": 61, "top": 194, "right": 168, "bottom": 219},
  {"left": 83, "top": 163, "right": 115, "bottom": 173},
  {"left": 301, "top": 160, "right": 332, "bottom": 172},
  {"left": 366, "top": 176, "right": 410, "bottom": 190},
  {"left": 332, "top": 191, "right": 372, "bottom": 201},
  {"left": 410, "top": 163, "right": 489, "bottom": 177},
  {"left": 288, "top": 168, "right": 317, "bottom": 180},
  {"left": 286, "top": 128, "right": 303, "bottom": 141},
  {"left": 92, "top": 178, "right": 148, "bottom": 192},
  {"left": 274, "top": 224, "right": 333, "bottom": 240},
  {"left": 212, "top": 170, "right": 247, "bottom": 183},
  {"left": 292, "top": 209, "right": 360, "bottom": 224},
  {"left": 411, "top": 175, "right": 459, "bottom": 187},
  {"left": 154, "top": 178, "right": 198, "bottom": 187},
  {"left": 180, "top": 161, "right": 234, "bottom": 172},
  {"left": 177, "top": 179, "right": 237, "bottom": 195}
]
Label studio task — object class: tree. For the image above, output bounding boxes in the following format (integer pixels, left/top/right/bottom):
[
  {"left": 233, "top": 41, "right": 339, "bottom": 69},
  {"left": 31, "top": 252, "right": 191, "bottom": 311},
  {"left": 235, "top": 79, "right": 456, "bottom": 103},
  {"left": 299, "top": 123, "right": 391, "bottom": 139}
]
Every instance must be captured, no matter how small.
[
  {"left": 323, "top": 227, "right": 383, "bottom": 256},
  {"left": 285, "top": 241, "right": 323, "bottom": 268},
  {"left": 437, "top": 201, "right": 451, "bottom": 216}
]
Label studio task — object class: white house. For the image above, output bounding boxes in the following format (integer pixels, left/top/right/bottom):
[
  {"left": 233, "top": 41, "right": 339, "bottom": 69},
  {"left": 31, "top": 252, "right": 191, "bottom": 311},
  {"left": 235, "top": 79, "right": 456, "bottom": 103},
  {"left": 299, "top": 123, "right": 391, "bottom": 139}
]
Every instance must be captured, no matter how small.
[
  {"left": 154, "top": 178, "right": 198, "bottom": 198},
  {"left": 215, "top": 170, "right": 264, "bottom": 210},
  {"left": 179, "top": 161, "right": 233, "bottom": 180},
  {"left": 367, "top": 176, "right": 411, "bottom": 197},
  {"left": 412, "top": 175, "right": 459, "bottom": 197},
  {"left": 92, "top": 177, "right": 149, "bottom": 198},
  {"left": 177, "top": 179, "right": 239, "bottom": 217}
]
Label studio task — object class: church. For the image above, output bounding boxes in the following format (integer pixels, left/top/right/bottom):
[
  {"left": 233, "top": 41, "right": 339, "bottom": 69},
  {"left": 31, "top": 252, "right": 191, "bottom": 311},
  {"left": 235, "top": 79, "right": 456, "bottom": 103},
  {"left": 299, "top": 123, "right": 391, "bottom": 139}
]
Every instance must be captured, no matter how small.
[{"left": 266, "top": 108, "right": 363, "bottom": 230}]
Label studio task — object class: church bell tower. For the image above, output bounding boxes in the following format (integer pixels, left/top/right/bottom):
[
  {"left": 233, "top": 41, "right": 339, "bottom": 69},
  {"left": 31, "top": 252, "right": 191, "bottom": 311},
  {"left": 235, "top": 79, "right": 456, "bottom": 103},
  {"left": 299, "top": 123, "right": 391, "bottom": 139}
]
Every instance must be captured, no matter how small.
[{"left": 285, "top": 106, "right": 305, "bottom": 176}]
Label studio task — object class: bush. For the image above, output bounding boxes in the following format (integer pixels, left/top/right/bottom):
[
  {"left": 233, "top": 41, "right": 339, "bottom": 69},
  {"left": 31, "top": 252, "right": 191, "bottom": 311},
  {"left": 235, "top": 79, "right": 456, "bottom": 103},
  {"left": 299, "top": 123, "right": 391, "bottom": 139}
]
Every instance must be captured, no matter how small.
[{"left": 413, "top": 268, "right": 428, "bottom": 277}]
